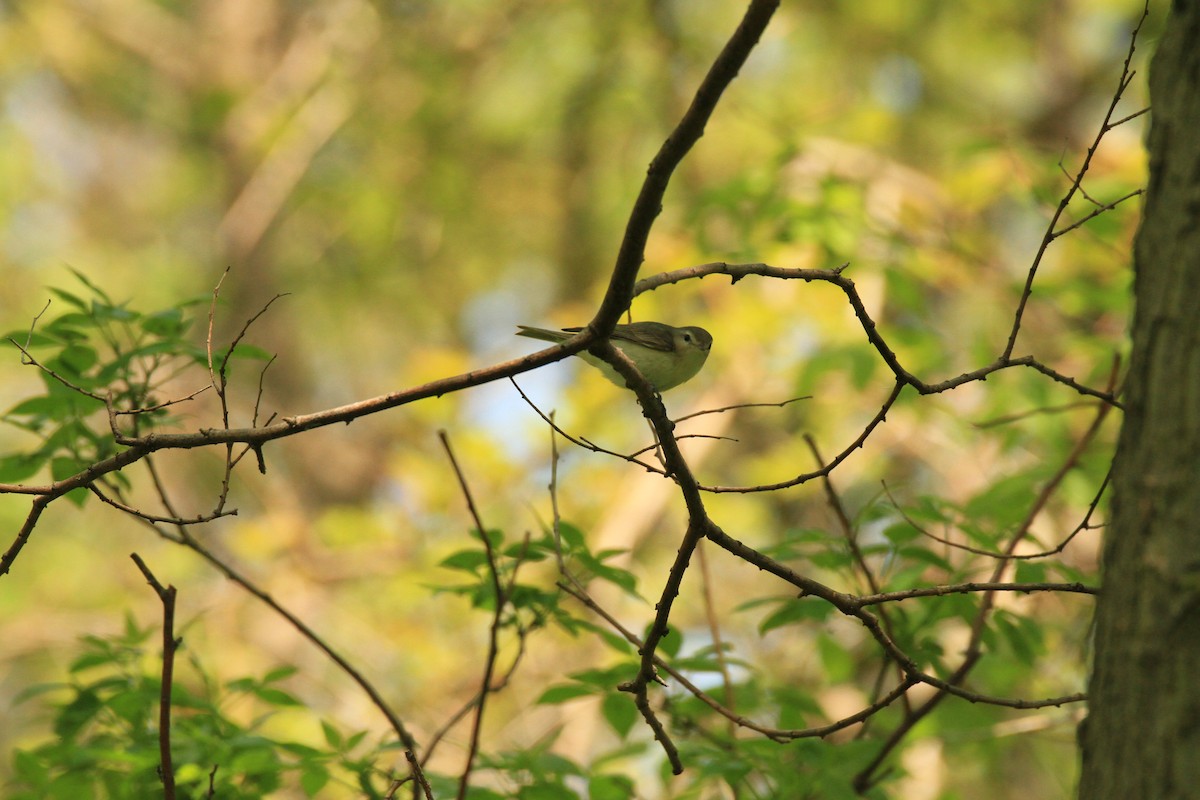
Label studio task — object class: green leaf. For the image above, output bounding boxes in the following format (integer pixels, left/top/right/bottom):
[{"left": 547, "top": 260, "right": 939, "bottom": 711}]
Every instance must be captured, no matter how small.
[
  {"left": 590, "top": 742, "right": 649, "bottom": 772},
  {"left": 565, "top": 665, "right": 632, "bottom": 690},
  {"left": 994, "top": 610, "right": 1043, "bottom": 665},
  {"left": 210, "top": 343, "right": 274, "bottom": 363},
  {"left": 587, "top": 773, "right": 635, "bottom": 800},
  {"left": 106, "top": 686, "right": 153, "bottom": 725},
  {"left": 520, "top": 784, "right": 578, "bottom": 800},
  {"left": 558, "top": 618, "right": 634, "bottom": 654},
  {"left": 896, "top": 545, "right": 953, "bottom": 572},
  {"left": 1014, "top": 560, "right": 1047, "bottom": 583},
  {"left": 12, "top": 681, "right": 69, "bottom": 705},
  {"left": 905, "top": 495, "right": 955, "bottom": 526},
  {"left": 585, "top": 560, "right": 638, "bottom": 596},
  {"left": 463, "top": 788, "right": 507, "bottom": 800},
  {"left": 41, "top": 313, "right": 94, "bottom": 342},
  {"left": 7, "top": 396, "right": 79, "bottom": 422},
  {"left": 228, "top": 736, "right": 282, "bottom": 773},
  {"left": 300, "top": 764, "right": 330, "bottom": 796},
  {"left": 910, "top": 636, "right": 946, "bottom": 672},
  {"left": 263, "top": 665, "right": 299, "bottom": 683},
  {"left": 48, "top": 287, "right": 91, "bottom": 311},
  {"left": 53, "top": 689, "right": 104, "bottom": 739},
  {"left": 601, "top": 693, "right": 637, "bottom": 739},
  {"left": 321, "top": 720, "right": 341, "bottom": 748},
  {"left": 847, "top": 345, "right": 879, "bottom": 389},
  {"left": 44, "top": 770, "right": 93, "bottom": 799},
  {"left": 965, "top": 472, "right": 1042, "bottom": 529},
  {"left": 556, "top": 521, "right": 586, "bottom": 550},
  {"left": 536, "top": 683, "right": 596, "bottom": 704},
  {"left": 817, "top": 634, "right": 856, "bottom": 682},
  {"left": 67, "top": 267, "right": 115, "bottom": 304},
  {"left": 58, "top": 344, "right": 98, "bottom": 374},
  {"left": 12, "top": 748, "right": 50, "bottom": 785},
  {"left": 89, "top": 301, "right": 136, "bottom": 323},
  {"left": 657, "top": 625, "right": 683, "bottom": 658},
  {"left": 140, "top": 307, "right": 188, "bottom": 337},
  {"left": 0, "top": 451, "right": 49, "bottom": 482},
  {"left": 1049, "top": 560, "right": 1089, "bottom": 583},
  {"left": 759, "top": 598, "right": 832, "bottom": 634},
  {"left": 168, "top": 683, "right": 209, "bottom": 710},
  {"left": 882, "top": 520, "right": 921, "bottom": 546},
  {"left": 2, "top": 329, "right": 59, "bottom": 348},
  {"left": 772, "top": 686, "right": 822, "bottom": 728},
  {"left": 50, "top": 457, "right": 86, "bottom": 482},
  {"left": 439, "top": 549, "right": 489, "bottom": 572},
  {"left": 252, "top": 686, "right": 303, "bottom": 706},
  {"left": 809, "top": 549, "right": 854, "bottom": 570}
]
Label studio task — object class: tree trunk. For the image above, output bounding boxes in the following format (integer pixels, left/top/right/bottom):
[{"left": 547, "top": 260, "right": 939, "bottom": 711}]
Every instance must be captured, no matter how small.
[{"left": 1079, "top": 5, "right": 1200, "bottom": 798}]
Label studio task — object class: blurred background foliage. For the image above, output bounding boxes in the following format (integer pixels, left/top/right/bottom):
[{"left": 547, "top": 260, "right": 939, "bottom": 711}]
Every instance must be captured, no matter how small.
[{"left": 0, "top": 0, "right": 1153, "bottom": 797}]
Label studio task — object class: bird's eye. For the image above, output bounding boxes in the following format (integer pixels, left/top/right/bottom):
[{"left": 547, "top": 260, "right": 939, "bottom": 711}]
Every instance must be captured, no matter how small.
[{"left": 682, "top": 333, "right": 693, "bottom": 343}]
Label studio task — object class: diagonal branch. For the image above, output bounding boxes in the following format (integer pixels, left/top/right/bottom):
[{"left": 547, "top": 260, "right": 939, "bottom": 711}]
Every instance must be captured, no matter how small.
[{"left": 591, "top": 0, "right": 781, "bottom": 331}]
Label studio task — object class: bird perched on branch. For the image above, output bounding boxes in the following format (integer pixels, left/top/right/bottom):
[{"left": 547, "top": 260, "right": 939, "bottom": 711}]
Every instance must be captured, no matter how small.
[{"left": 516, "top": 321, "right": 712, "bottom": 392}]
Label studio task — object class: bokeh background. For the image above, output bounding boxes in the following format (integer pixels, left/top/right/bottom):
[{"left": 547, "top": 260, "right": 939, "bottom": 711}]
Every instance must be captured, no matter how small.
[{"left": 0, "top": 1, "right": 1153, "bottom": 797}]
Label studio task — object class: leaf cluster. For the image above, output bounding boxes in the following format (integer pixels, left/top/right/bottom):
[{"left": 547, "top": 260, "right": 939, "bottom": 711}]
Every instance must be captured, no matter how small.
[
  {"left": 7, "top": 616, "right": 389, "bottom": 800},
  {"left": 1, "top": 272, "right": 203, "bottom": 489}
]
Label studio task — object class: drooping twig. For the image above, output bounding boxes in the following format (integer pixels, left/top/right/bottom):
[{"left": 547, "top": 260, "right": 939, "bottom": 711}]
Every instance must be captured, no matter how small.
[{"left": 509, "top": 378, "right": 665, "bottom": 475}]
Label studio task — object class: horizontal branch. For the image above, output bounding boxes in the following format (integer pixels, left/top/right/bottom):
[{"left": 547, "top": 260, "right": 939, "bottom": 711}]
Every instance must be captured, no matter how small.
[
  {"left": 637, "top": 261, "right": 1122, "bottom": 406},
  {"left": 855, "top": 581, "right": 1098, "bottom": 606}
]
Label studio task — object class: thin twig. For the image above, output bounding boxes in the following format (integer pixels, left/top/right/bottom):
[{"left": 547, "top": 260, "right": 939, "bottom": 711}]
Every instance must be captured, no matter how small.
[
  {"left": 90, "top": 484, "right": 235, "bottom": 526},
  {"left": 704, "top": 380, "right": 905, "bottom": 493},
  {"left": 406, "top": 751, "right": 434, "bottom": 800},
  {"left": 851, "top": 356, "right": 1119, "bottom": 791},
  {"left": 144, "top": 514, "right": 419, "bottom": 752},
  {"left": 671, "top": 395, "right": 809, "bottom": 424},
  {"left": 130, "top": 553, "right": 179, "bottom": 800},
  {"left": 806, "top": 434, "right": 909, "bottom": 725},
  {"left": 856, "top": 581, "right": 1098, "bottom": 606},
  {"left": 695, "top": 539, "right": 737, "bottom": 727},
  {"left": 1000, "top": 1, "right": 1150, "bottom": 360},
  {"left": 510, "top": 378, "right": 665, "bottom": 475},
  {"left": 439, "top": 431, "right": 504, "bottom": 800}
]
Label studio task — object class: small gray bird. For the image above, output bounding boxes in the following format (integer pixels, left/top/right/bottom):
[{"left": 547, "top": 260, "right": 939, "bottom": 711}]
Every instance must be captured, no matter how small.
[{"left": 516, "top": 321, "right": 712, "bottom": 391}]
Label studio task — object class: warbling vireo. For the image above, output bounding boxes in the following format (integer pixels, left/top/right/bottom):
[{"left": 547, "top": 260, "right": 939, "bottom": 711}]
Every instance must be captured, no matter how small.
[{"left": 516, "top": 321, "right": 712, "bottom": 391}]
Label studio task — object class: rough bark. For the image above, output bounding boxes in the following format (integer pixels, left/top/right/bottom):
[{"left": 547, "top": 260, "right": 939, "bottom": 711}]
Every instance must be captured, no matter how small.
[{"left": 1079, "top": 4, "right": 1200, "bottom": 798}]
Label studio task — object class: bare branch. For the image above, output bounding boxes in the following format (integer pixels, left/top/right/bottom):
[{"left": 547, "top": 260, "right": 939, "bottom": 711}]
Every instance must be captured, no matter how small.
[
  {"left": 130, "top": 553, "right": 179, "bottom": 800},
  {"left": 856, "top": 581, "right": 1098, "bottom": 606},
  {"left": 1001, "top": 1, "right": 1150, "bottom": 360},
  {"left": 591, "top": 0, "right": 782, "bottom": 332},
  {"left": 439, "top": 431, "right": 504, "bottom": 800}
]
